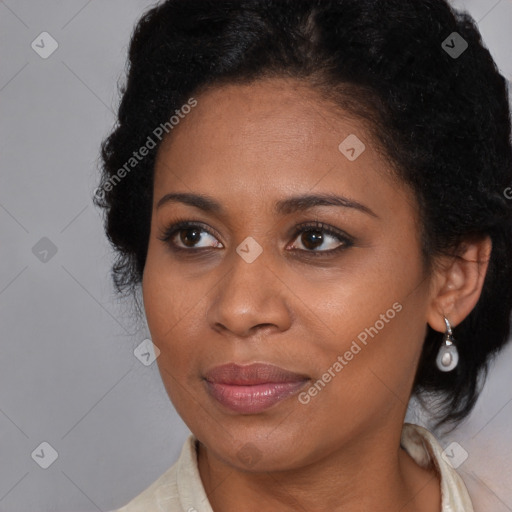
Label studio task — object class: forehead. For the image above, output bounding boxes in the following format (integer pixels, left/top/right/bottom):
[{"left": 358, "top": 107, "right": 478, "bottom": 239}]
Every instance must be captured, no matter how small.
[{"left": 153, "top": 78, "right": 408, "bottom": 218}]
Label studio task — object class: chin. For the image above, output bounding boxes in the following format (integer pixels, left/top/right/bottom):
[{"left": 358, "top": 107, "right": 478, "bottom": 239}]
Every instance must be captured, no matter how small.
[{"left": 197, "top": 425, "right": 311, "bottom": 472}]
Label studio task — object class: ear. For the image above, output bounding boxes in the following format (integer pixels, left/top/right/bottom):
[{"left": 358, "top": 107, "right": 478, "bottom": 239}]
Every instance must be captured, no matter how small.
[{"left": 426, "top": 236, "right": 492, "bottom": 332}]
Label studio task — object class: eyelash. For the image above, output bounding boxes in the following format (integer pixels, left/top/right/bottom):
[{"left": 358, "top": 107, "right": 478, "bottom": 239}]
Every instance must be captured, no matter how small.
[{"left": 157, "top": 219, "right": 354, "bottom": 257}]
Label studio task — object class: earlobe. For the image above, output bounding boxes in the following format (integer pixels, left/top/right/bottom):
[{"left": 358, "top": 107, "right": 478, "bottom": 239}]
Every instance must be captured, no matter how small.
[{"left": 426, "top": 236, "right": 492, "bottom": 333}]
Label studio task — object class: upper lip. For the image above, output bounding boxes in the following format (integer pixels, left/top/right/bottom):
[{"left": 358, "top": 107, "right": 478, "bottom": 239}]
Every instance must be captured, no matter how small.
[{"left": 204, "top": 362, "right": 309, "bottom": 385}]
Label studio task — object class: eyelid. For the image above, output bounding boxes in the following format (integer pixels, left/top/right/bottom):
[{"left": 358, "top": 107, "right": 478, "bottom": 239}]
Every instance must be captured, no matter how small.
[
  {"left": 158, "top": 218, "right": 354, "bottom": 254},
  {"left": 289, "top": 221, "right": 354, "bottom": 244},
  {"left": 286, "top": 221, "right": 354, "bottom": 256},
  {"left": 157, "top": 219, "right": 223, "bottom": 247}
]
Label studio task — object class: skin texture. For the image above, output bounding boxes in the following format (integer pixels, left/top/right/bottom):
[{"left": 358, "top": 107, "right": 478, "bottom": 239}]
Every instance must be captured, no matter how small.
[{"left": 142, "top": 78, "right": 491, "bottom": 512}]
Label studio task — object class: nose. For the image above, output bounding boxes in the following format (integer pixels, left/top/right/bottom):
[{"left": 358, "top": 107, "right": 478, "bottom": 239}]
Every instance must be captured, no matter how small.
[{"left": 206, "top": 250, "right": 293, "bottom": 338}]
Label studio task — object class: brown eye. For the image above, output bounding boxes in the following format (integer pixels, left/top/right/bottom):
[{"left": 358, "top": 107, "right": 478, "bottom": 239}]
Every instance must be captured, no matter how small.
[
  {"left": 158, "top": 219, "right": 353, "bottom": 256},
  {"left": 289, "top": 223, "right": 353, "bottom": 254},
  {"left": 179, "top": 227, "right": 204, "bottom": 247},
  {"left": 158, "top": 221, "right": 223, "bottom": 250},
  {"left": 298, "top": 230, "right": 327, "bottom": 250}
]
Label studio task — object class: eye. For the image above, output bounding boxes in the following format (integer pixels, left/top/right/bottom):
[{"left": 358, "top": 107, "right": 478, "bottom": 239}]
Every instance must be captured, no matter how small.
[
  {"left": 157, "top": 221, "right": 223, "bottom": 250},
  {"left": 158, "top": 219, "right": 353, "bottom": 256},
  {"left": 287, "top": 221, "right": 353, "bottom": 256}
]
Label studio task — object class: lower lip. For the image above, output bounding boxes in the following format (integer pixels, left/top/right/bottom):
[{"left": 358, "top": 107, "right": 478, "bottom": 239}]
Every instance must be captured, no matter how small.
[{"left": 205, "top": 380, "right": 308, "bottom": 414}]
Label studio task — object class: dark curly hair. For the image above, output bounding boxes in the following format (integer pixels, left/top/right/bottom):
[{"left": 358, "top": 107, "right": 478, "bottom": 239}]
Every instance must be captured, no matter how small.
[{"left": 94, "top": 0, "right": 512, "bottom": 431}]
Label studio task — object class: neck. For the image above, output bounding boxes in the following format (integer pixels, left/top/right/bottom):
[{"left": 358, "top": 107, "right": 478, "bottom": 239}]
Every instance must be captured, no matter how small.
[{"left": 196, "top": 423, "right": 441, "bottom": 512}]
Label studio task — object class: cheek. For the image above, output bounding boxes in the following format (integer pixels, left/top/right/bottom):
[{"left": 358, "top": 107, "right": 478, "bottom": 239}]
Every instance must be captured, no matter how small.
[
  {"left": 301, "top": 249, "right": 418, "bottom": 349},
  {"left": 298, "top": 247, "right": 427, "bottom": 396},
  {"left": 142, "top": 247, "right": 213, "bottom": 375},
  {"left": 142, "top": 248, "right": 185, "bottom": 351},
  {"left": 143, "top": 238, "right": 192, "bottom": 329}
]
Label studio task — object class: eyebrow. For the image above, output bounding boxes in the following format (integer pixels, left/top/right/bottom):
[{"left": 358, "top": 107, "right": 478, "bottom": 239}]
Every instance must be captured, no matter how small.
[{"left": 156, "top": 192, "right": 378, "bottom": 218}]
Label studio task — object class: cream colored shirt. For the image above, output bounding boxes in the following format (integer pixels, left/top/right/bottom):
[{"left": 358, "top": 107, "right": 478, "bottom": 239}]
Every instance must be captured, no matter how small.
[{"left": 111, "top": 422, "right": 474, "bottom": 512}]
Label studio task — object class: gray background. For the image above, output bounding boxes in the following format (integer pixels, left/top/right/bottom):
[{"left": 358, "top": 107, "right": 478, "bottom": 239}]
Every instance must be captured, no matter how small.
[{"left": 0, "top": 1, "right": 511, "bottom": 511}]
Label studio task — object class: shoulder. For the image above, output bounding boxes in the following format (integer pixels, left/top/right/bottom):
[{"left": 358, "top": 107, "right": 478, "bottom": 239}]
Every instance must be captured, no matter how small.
[
  {"left": 109, "top": 434, "right": 200, "bottom": 512},
  {"left": 401, "top": 422, "right": 474, "bottom": 512}
]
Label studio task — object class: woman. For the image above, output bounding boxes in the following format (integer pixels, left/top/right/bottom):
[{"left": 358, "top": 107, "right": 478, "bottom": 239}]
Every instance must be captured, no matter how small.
[{"left": 95, "top": 0, "right": 512, "bottom": 510}]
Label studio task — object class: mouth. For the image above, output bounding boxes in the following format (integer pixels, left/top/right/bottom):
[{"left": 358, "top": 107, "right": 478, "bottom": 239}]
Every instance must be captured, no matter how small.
[{"left": 203, "top": 362, "right": 310, "bottom": 414}]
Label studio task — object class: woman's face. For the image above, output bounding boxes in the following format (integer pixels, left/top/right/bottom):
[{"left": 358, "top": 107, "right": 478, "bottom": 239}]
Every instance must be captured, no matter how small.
[{"left": 143, "top": 78, "right": 433, "bottom": 471}]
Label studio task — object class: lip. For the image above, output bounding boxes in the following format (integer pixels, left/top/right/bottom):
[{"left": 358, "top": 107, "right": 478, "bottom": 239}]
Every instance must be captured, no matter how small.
[{"left": 203, "top": 363, "right": 309, "bottom": 414}]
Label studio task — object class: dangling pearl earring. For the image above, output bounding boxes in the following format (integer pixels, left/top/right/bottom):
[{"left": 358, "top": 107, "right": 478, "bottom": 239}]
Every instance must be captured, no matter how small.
[{"left": 436, "top": 317, "right": 459, "bottom": 372}]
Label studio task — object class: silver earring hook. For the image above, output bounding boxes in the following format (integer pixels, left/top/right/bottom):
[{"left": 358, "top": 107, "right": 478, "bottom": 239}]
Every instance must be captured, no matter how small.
[{"left": 444, "top": 316, "right": 453, "bottom": 336}]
